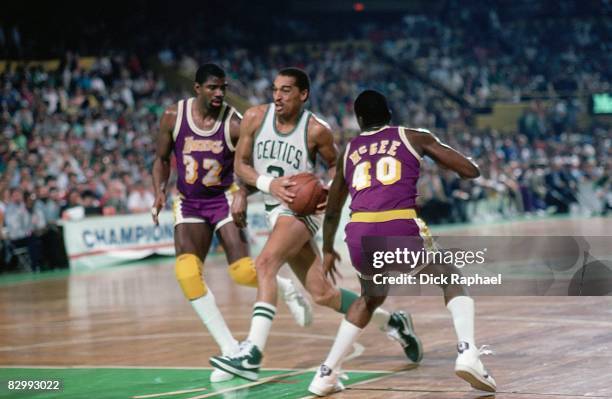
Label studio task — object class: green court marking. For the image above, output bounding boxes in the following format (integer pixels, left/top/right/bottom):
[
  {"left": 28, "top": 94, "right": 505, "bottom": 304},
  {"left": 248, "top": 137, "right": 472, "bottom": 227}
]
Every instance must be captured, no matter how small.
[
  {"left": 0, "top": 367, "right": 387, "bottom": 399},
  {"left": 0, "top": 268, "right": 71, "bottom": 286}
]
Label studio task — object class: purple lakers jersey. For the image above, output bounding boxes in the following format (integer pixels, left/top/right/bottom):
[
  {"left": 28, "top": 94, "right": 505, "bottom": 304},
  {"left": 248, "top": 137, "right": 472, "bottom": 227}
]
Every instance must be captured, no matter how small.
[
  {"left": 344, "top": 126, "right": 421, "bottom": 212},
  {"left": 173, "top": 98, "right": 238, "bottom": 198}
]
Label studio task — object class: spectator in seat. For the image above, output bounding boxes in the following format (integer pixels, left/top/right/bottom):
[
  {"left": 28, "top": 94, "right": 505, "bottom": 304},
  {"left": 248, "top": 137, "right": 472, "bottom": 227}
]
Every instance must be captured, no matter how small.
[{"left": 127, "top": 180, "right": 154, "bottom": 214}]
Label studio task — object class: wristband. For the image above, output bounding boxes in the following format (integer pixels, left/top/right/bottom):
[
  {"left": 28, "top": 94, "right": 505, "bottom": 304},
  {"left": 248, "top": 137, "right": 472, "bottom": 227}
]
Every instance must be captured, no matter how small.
[{"left": 256, "top": 175, "right": 273, "bottom": 193}]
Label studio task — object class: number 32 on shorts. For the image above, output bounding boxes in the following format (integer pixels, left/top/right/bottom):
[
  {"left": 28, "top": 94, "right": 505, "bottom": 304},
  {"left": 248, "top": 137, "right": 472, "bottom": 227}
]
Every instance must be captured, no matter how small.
[{"left": 352, "top": 156, "right": 401, "bottom": 190}]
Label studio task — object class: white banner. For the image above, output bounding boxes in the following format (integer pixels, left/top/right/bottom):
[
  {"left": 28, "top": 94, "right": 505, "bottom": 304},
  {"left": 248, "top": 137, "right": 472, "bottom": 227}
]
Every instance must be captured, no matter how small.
[{"left": 63, "top": 211, "right": 176, "bottom": 271}]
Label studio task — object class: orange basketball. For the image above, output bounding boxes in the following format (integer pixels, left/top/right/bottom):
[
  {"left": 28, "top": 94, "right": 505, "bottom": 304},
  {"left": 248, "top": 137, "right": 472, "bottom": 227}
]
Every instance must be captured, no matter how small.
[{"left": 287, "top": 172, "right": 327, "bottom": 216}]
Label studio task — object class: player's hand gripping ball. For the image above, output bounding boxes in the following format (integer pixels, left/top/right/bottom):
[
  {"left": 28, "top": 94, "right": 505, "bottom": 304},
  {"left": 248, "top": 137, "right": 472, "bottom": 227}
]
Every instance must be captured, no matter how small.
[{"left": 286, "top": 172, "right": 327, "bottom": 216}]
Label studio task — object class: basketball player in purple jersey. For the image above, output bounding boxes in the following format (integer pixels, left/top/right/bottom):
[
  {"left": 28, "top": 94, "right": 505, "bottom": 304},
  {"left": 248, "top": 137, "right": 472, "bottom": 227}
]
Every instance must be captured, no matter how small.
[
  {"left": 210, "top": 68, "right": 422, "bottom": 381},
  {"left": 151, "top": 64, "right": 311, "bottom": 383},
  {"left": 309, "top": 90, "right": 496, "bottom": 395}
]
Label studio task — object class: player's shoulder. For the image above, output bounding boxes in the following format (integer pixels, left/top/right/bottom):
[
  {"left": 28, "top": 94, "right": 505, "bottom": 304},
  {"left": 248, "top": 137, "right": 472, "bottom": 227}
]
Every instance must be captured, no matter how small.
[
  {"left": 401, "top": 127, "right": 437, "bottom": 145},
  {"left": 227, "top": 103, "right": 243, "bottom": 123},
  {"left": 243, "top": 104, "right": 269, "bottom": 121},
  {"left": 399, "top": 126, "right": 437, "bottom": 155},
  {"left": 162, "top": 102, "right": 179, "bottom": 117},
  {"left": 228, "top": 104, "right": 243, "bottom": 118},
  {"left": 239, "top": 104, "right": 268, "bottom": 131},
  {"left": 307, "top": 111, "right": 333, "bottom": 137},
  {"left": 343, "top": 134, "right": 362, "bottom": 154},
  {"left": 402, "top": 127, "right": 432, "bottom": 135},
  {"left": 160, "top": 102, "right": 181, "bottom": 130}
]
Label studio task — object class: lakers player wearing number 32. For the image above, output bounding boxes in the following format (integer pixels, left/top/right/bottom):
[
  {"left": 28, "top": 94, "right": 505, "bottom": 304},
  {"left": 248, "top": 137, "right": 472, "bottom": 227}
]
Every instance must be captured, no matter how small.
[
  {"left": 210, "top": 68, "right": 424, "bottom": 381},
  {"left": 151, "top": 64, "right": 312, "bottom": 383}
]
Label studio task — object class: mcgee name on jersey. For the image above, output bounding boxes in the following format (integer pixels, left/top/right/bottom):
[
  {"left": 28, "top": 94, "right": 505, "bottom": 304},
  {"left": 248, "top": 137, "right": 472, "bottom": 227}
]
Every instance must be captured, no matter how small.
[{"left": 348, "top": 139, "right": 402, "bottom": 165}]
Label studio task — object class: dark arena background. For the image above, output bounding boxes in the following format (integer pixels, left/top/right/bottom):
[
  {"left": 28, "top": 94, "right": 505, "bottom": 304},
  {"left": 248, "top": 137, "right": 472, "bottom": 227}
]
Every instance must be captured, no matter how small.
[{"left": 1, "top": 1, "right": 611, "bottom": 398}]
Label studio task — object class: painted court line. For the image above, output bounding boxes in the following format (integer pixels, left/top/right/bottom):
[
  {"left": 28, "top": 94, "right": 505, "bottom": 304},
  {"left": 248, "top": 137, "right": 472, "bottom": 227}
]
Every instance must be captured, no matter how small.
[
  {"left": 132, "top": 387, "right": 208, "bottom": 398},
  {"left": 0, "top": 365, "right": 390, "bottom": 374},
  {"left": 296, "top": 370, "right": 400, "bottom": 399},
  {"left": 185, "top": 369, "right": 311, "bottom": 399},
  {"left": 0, "top": 365, "right": 302, "bottom": 371},
  {"left": 345, "top": 387, "right": 612, "bottom": 398}
]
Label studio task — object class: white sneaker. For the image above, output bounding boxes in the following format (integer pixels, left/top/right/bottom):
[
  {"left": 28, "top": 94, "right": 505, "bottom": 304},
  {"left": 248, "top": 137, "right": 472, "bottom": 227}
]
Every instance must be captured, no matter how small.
[
  {"left": 308, "top": 365, "right": 347, "bottom": 396},
  {"left": 278, "top": 278, "right": 313, "bottom": 327},
  {"left": 210, "top": 367, "right": 234, "bottom": 383},
  {"left": 210, "top": 343, "right": 240, "bottom": 383},
  {"left": 454, "top": 341, "right": 496, "bottom": 392}
]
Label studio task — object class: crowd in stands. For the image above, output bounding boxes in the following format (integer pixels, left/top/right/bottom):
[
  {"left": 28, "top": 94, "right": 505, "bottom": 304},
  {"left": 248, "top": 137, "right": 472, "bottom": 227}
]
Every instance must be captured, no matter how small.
[
  {"left": 1, "top": 2, "right": 610, "bottom": 271},
  {"left": 0, "top": 53, "right": 182, "bottom": 270}
]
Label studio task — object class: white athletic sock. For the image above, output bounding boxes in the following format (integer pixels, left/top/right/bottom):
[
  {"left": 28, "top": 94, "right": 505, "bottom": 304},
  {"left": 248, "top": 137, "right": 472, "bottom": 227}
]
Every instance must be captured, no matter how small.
[
  {"left": 323, "top": 319, "right": 363, "bottom": 370},
  {"left": 446, "top": 296, "right": 475, "bottom": 347},
  {"left": 191, "top": 290, "right": 239, "bottom": 355},
  {"left": 247, "top": 301, "right": 276, "bottom": 351},
  {"left": 372, "top": 307, "right": 391, "bottom": 330},
  {"left": 276, "top": 275, "right": 292, "bottom": 298}
]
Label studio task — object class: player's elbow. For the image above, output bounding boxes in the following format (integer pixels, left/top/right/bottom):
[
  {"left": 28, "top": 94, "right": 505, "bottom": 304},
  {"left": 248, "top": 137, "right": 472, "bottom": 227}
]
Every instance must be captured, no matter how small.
[
  {"left": 323, "top": 213, "right": 340, "bottom": 225},
  {"left": 459, "top": 160, "right": 480, "bottom": 179},
  {"left": 154, "top": 156, "right": 170, "bottom": 169},
  {"left": 234, "top": 158, "right": 248, "bottom": 179},
  {"left": 461, "top": 166, "right": 480, "bottom": 179}
]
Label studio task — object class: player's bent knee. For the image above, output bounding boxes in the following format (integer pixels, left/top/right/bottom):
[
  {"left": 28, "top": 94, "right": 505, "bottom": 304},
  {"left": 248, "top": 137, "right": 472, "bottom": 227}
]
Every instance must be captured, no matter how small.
[
  {"left": 254, "top": 253, "right": 280, "bottom": 275},
  {"left": 228, "top": 257, "right": 258, "bottom": 287},
  {"left": 175, "top": 253, "right": 207, "bottom": 300}
]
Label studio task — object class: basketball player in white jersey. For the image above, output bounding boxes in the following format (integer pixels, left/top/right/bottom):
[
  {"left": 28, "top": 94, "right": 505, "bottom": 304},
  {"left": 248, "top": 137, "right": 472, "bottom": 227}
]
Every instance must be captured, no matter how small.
[{"left": 210, "top": 68, "right": 423, "bottom": 380}]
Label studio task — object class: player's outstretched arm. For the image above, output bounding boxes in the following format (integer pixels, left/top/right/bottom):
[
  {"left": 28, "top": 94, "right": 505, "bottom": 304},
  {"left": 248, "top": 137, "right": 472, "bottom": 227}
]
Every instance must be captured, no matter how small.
[
  {"left": 322, "top": 148, "right": 349, "bottom": 284},
  {"left": 409, "top": 129, "right": 480, "bottom": 179},
  {"left": 151, "top": 105, "right": 176, "bottom": 225}
]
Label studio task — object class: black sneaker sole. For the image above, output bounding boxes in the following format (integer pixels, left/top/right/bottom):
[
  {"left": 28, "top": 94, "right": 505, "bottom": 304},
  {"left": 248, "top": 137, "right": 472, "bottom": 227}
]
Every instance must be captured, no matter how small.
[
  {"left": 393, "top": 313, "right": 423, "bottom": 363},
  {"left": 404, "top": 313, "right": 424, "bottom": 363}
]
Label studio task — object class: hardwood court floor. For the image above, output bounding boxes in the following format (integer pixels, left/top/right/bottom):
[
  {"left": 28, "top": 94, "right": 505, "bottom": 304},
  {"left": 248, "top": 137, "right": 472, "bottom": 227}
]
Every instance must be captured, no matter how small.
[{"left": 0, "top": 217, "right": 610, "bottom": 398}]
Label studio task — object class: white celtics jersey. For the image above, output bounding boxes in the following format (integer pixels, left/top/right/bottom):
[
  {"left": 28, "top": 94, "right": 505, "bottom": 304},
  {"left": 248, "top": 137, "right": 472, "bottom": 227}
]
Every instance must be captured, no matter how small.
[{"left": 253, "top": 103, "right": 315, "bottom": 207}]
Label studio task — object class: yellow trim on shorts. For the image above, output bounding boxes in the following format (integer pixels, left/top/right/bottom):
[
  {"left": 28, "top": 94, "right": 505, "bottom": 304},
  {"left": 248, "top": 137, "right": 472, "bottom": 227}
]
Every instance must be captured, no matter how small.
[
  {"left": 227, "top": 183, "right": 240, "bottom": 193},
  {"left": 173, "top": 196, "right": 180, "bottom": 223},
  {"left": 350, "top": 209, "right": 417, "bottom": 223}
]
